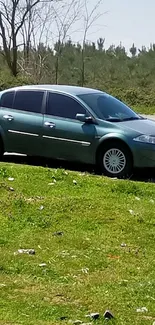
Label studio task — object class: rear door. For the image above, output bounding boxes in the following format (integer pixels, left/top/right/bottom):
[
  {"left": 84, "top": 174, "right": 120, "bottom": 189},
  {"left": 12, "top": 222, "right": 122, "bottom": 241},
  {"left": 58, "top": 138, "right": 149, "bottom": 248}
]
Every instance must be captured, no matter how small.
[
  {"left": 42, "top": 92, "right": 97, "bottom": 162},
  {"left": 0, "top": 90, "right": 44, "bottom": 155}
]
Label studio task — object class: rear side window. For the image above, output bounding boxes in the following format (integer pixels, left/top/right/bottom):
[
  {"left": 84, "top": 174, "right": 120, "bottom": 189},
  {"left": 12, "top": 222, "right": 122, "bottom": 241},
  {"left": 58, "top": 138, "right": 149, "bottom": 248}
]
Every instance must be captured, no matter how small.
[
  {"left": 13, "top": 91, "right": 44, "bottom": 113},
  {"left": 46, "top": 92, "right": 86, "bottom": 119},
  {"left": 0, "top": 91, "right": 14, "bottom": 108}
]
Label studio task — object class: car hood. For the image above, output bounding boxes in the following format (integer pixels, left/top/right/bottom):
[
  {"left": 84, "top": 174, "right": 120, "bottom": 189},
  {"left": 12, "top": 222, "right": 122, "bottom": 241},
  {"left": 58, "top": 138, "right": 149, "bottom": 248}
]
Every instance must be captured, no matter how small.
[{"left": 117, "top": 118, "right": 155, "bottom": 135}]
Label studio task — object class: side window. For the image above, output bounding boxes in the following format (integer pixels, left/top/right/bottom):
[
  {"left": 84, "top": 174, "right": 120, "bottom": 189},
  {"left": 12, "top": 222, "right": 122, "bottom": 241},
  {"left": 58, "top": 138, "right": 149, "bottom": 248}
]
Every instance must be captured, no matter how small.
[
  {"left": 46, "top": 92, "right": 86, "bottom": 119},
  {"left": 0, "top": 91, "right": 14, "bottom": 108},
  {"left": 13, "top": 91, "right": 44, "bottom": 113}
]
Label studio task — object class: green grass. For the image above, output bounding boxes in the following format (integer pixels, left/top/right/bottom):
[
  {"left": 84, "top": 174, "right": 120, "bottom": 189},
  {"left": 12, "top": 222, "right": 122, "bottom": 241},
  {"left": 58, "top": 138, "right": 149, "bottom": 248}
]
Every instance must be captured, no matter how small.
[
  {"left": 134, "top": 106, "right": 155, "bottom": 115},
  {"left": 0, "top": 163, "right": 155, "bottom": 325}
]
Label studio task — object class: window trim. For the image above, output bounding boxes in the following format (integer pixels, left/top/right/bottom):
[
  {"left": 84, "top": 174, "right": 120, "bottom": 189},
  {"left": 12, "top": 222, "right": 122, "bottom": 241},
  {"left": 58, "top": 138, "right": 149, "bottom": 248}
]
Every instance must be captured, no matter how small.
[
  {"left": 45, "top": 91, "right": 94, "bottom": 121},
  {"left": 1, "top": 91, "right": 15, "bottom": 109},
  {"left": 12, "top": 89, "right": 46, "bottom": 114}
]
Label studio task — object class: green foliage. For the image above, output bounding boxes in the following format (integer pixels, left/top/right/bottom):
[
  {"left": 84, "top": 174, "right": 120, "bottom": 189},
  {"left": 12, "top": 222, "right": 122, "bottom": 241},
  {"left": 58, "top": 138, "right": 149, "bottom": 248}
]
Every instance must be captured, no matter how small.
[
  {"left": 106, "top": 87, "right": 155, "bottom": 110},
  {"left": 0, "top": 72, "right": 33, "bottom": 90},
  {"left": 1, "top": 40, "right": 155, "bottom": 112}
]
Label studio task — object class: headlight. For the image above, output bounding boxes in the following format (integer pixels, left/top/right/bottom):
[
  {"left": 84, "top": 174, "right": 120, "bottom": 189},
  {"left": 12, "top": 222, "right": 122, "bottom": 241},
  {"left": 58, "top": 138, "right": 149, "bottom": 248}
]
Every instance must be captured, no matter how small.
[{"left": 133, "top": 135, "right": 155, "bottom": 144}]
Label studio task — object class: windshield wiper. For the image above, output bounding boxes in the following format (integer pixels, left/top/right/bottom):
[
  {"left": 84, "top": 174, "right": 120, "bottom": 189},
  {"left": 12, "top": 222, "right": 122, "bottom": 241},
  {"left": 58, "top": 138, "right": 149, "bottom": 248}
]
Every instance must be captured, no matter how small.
[
  {"left": 105, "top": 116, "right": 143, "bottom": 123},
  {"left": 122, "top": 117, "right": 141, "bottom": 122}
]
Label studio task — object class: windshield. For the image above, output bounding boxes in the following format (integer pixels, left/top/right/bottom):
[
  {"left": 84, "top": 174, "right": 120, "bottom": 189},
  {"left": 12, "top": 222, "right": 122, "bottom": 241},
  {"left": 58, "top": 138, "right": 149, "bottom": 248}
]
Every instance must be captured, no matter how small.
[{"left": 78, "top": 93, "right": 140, "bottom": 122}]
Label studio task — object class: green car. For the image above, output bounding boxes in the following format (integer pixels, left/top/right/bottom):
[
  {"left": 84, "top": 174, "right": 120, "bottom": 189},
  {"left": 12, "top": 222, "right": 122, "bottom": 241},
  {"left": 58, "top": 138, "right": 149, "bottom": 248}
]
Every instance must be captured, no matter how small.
[{"left": 0, "top": 84, "right": 155, "bottom": 178}]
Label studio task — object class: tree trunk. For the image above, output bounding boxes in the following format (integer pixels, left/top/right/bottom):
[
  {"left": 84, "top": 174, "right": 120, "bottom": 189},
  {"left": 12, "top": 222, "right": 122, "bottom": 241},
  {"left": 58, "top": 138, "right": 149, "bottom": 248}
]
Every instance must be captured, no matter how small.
[
  {"left": 0, "top": 12, "right": 12, "bottom": 72},
  {"left": 81, "top": 48, "right": 85, "bottom": 87},
  {"left": 12, "top": 35, "right": 18, "bottom": 76},
  {"left": 55, "top": 56, "right": 59, "bottom": 84}
]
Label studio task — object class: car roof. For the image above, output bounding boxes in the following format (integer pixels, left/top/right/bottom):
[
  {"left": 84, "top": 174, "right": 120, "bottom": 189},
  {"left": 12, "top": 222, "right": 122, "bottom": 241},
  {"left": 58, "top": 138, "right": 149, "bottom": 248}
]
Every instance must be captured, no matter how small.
[{"left": 3, "top": 85, "right": 103, "bottom": 96}]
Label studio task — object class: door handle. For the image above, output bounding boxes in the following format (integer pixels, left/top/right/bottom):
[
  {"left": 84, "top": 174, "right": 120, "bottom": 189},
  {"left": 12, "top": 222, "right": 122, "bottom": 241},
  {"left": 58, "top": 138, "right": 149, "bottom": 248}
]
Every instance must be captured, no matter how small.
[
  {"left": 3, "top": 115, "right": 14, "bottom": 121},
  {"left": 44, "top": 121, "right": 55, "bottom": 128}
]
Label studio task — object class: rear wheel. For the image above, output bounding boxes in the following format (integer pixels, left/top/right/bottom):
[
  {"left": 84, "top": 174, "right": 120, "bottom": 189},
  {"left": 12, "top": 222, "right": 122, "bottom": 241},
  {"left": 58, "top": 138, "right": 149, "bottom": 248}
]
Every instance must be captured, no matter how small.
[
  {"left": 0, "top": 137, "right": 4, "bottom": 159},
  {"left": 97, "top": 141, "right": 133, "bottom": 178}
]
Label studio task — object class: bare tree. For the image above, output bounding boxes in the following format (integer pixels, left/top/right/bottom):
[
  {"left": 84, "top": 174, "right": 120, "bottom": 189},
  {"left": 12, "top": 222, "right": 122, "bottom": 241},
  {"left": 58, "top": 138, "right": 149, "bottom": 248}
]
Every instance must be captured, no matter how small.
[
  {"left": 18, "top": 0, "right": 50, "bottom": 76},
  {"left": 50, "top": 0, "right": 83, "bottom": 84},
  {"left": 21, "top": 3, "right": 36, "bottom": 63},
  {"left": 80, "top": 0, "right": 106, "bottom": 86},
  {"left": 0, "top": 0, "right": 49, "bottom": 76}
]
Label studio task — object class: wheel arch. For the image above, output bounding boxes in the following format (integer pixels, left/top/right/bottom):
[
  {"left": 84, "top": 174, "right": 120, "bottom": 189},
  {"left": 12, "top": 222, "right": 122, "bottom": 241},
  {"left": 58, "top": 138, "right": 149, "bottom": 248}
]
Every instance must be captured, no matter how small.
[
  {"left": 96, "top": 135, "right": 133, "bottom": 165},
  {"left": 0, "top": 127, "right": 5, "bottom": 154}
]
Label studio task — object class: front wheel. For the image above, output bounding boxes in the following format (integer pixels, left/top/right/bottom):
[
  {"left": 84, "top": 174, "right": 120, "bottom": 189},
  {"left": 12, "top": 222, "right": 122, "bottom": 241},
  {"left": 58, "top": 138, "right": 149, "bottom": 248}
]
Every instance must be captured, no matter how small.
[{"left": 97, "top": 141, "right": 133, "bottom": 178}]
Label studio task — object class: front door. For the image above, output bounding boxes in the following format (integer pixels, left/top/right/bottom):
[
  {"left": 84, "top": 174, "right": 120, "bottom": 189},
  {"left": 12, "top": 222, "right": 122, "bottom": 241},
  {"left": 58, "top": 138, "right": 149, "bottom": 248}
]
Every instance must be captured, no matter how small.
[
  {"left": 0, "top": 90, "right": 44, "bottom": 155},
  {"left": 42, "top": 92, "right": 97, "bottom": 163}
]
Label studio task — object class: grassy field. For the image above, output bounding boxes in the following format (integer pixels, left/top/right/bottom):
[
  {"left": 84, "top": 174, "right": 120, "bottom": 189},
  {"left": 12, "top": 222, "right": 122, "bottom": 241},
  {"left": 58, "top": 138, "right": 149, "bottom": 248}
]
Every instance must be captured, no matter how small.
[
  {"left": 0, "top": 162, "right": 155, "bottom": 325},
  {"left": 134, "top": 106, "right": 155, "bottom": 115}
]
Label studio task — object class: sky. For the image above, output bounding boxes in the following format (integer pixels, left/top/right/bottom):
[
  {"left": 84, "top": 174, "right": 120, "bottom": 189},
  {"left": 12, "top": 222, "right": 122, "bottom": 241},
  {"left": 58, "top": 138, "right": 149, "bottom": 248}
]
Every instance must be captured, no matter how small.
[{"left": 71, "top": 0, "right": 155, "bottom": 51}]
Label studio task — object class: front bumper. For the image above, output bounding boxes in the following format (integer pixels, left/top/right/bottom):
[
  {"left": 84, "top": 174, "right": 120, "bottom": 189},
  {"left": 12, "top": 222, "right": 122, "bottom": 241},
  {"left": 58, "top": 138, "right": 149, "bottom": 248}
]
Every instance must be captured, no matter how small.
[{"left": 132, "top": 142, "right": 155, "bottom": 168}]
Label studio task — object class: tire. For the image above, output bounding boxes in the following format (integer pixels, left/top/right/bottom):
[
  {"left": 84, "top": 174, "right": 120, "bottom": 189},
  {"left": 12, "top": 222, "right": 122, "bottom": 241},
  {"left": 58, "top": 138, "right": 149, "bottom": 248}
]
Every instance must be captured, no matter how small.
[
  {"left": 97, "top": 141, "right": 133, "bottom": 179},
  {"left": 0, "top": 137, "right": 4, "bottom": 159}
]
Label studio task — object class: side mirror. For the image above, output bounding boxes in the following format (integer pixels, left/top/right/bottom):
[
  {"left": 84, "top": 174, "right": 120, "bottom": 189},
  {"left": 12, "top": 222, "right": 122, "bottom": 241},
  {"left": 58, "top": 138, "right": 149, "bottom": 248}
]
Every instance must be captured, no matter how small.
[{"left": 76, "top": 113, "right": 93, "bottom": 123}]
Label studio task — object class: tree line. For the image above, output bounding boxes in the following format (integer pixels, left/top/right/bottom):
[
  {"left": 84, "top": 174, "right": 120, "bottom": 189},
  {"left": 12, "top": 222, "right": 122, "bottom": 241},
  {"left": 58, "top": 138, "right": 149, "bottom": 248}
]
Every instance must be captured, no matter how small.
[{"left": 0, "top": 0, "right": 155, "bottom": 108}]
